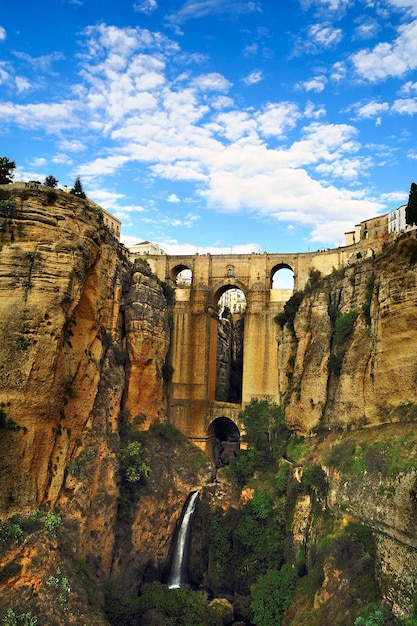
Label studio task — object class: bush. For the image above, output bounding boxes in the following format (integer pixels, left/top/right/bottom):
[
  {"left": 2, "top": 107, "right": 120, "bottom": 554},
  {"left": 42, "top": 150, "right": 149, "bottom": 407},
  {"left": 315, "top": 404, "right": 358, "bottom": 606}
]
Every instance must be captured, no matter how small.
[
  {"left": 333, "top": 310, "right": 358, "bottom": 347},
  {"left": 301, "top": 464, "right": 328, "bottom": 498},
  {"left": 161, "top": 281, "right": 175, "bottom": 306},
  {"left": 43, "top": 513, "right": 62, "bottom": 539},
  {"left": 275, "top": 292, "right": 304, "bottom": 330},
  {"left": 251, "top": 564, "right": 297, "bottom": 626},
  {"left": 326, "top": 439, "right": 356, "bottom": 473},
  {"left": 0, "top": 561, "right": 22, "bottom": 583},
  {"left": 120, "top": 441, "right": 150, "bottom": 483}
]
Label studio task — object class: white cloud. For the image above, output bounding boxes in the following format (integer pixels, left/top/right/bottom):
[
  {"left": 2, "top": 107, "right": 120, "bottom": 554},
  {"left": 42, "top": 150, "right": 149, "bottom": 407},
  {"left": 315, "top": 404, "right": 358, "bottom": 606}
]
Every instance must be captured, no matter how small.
[
  {"left": 31, "top": 157, "right": 46, "bottom": 167},
  {"left": 309, "top": 23, "right": 343, "bottom": 48},
  {"left": 133, "top": 0, "right": 158, "bottom": 14},
  {"left": 166, "top": 0, "right": 262, "bottom": 25},
  {"left": 191, "top": 72, "right": 232, "bottom": 91},
  {"left": 351, "top": 20, "right": 417, "bottom": 81},
  {"left": 392, "top": 97, "right": 417, "bottom": 113},
  {"left": 15, "top": 76, "right": 31, "bottom": 92},
  {"left": 154, "top": 241, "right": 261, "bottom": 255},
  {"left": 355, "top": 100, "right": 390, "bottom": 118},
  {"left": 167, "top": 193, "right": 180, "bottom": 202},
  {"left": 243, "top": 70, "right": 263, "bottom": 85},
  {"left": 297, "top": 75, "right": 327, "bottom": 92},
  {"left": 0, "top": 26, "right": 6, "bottom": 41}
]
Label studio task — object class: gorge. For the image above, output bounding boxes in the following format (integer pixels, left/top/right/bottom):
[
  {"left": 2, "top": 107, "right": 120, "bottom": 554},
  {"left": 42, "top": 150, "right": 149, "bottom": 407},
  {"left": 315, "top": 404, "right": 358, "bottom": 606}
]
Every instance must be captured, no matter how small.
[{"left": 1, "top": 185, "right": 417, "bottom": 625}]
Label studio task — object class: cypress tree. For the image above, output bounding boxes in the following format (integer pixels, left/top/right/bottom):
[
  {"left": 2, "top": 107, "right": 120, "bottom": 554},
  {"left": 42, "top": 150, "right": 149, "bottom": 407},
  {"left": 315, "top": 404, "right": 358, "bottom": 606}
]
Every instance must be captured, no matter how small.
[{"left": 405, "top": 182, "right": 417, "bottom": 226}]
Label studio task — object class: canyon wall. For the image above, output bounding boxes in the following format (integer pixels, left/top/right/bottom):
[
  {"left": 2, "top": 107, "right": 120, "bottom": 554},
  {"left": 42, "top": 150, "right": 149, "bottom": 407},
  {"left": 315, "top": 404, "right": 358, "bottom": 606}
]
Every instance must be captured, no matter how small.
[{"left": 1, "top": 187, "right": 417, "bottom": 623}]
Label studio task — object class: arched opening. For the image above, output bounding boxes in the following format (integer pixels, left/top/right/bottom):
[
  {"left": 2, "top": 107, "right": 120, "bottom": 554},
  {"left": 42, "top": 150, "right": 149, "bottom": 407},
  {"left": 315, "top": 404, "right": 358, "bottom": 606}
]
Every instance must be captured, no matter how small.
[
  {"left": 208, "top": 417, "right": 240, "bottom": 467},
  {"left": 214, "top": 286, "right": 246, "bottom": 403},
  {"left": 271, "top": 264, "right": 294, "bottom": 290},
  {"left": 171, "top": 265, "right": 192, "bottom": 286}
]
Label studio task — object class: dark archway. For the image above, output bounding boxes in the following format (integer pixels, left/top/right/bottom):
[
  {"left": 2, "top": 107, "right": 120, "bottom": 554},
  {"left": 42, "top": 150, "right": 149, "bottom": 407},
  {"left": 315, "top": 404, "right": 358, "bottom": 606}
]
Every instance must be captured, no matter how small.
[
  {"left": 213, "top": 286, "right": 245, "bottom": 404},
  {"left": 171, "top": 264, "right": 192, "bottom": 286},
  {"left": 208, "top": 417, "right": 240, "bottom": 467},
  {"left": 271, "top": 263, "right": 294, "bottom": 290}
]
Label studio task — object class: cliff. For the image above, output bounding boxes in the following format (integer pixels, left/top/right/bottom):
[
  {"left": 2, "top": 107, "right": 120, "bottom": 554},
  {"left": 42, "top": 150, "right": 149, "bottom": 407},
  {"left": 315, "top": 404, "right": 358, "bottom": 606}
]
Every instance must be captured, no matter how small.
[{"left": 1, "top": 186, "right": 417, "bottom": 624}]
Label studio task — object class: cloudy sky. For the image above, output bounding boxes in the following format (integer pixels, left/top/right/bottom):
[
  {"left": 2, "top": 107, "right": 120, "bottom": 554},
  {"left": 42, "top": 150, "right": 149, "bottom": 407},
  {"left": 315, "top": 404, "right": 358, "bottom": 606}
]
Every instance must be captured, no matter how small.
[{"left": 1, "top": 0, "right": 416, "bottom": 254}]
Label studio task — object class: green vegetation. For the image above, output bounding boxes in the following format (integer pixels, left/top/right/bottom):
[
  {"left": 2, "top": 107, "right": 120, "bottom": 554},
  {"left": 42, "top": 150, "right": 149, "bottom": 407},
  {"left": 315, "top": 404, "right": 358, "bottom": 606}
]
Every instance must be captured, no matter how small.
[
  {"left": 326, "top": 431, "right": 417, "bottom": 477},
  {"left": 251, "top": 564, "right": 297, "bottom": 626},
  {"left": 44, "top": 175, "right": 58, "bottom": 188},
  {"left": 329, "top": 309, "right": 358, "bottom": 375},
  {"left": 406, "top": 182, "right": 417, "bottom": 227},
  {"left": 104, "top": 580, "right": 223, "bottom": 626},
  {"left": 69, "top": 176, "right": 86, "bottom": 199},
  {"left": 275, "top": 291, "right": 304, "bottom": 330},
  {"left": 43, "top": 513, "right": 62, "bottom": 539},
  {"left": 362, "top": 273, "right": 376, "bottom": 325},
  {"left": 2, "top": 608, "right": 38, "bottom": 626},
  {"left": 161, "top": 281, "right": 175, "bottom": 306},
  {"left": 0, "top": 562, "right": 22, "bottom": 583},
  {"left": 0, "top": 199, "right": 17, "bottom": 219},
  {"left": 67, "top": 448, "right": 95, "bottom": 480},
  {"left": 0, "top": 157, "right": 16, "bottom": 185}
]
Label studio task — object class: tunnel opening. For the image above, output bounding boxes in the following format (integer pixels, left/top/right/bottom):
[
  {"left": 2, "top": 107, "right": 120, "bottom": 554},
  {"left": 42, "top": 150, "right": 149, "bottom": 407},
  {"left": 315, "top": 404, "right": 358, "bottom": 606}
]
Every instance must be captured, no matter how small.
[
  {"left": 214, "top": 287, "right": 245, "bottom": 403},
  {"left": 208, "top": 417, "right": 240, "bottom": 467}
]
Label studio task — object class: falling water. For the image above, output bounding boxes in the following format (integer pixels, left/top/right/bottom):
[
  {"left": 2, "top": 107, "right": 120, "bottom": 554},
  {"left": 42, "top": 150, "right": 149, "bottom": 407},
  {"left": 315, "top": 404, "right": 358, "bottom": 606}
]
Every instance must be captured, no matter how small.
[{"left": 167, "top": 490, "right": 199, "bottom": 589}]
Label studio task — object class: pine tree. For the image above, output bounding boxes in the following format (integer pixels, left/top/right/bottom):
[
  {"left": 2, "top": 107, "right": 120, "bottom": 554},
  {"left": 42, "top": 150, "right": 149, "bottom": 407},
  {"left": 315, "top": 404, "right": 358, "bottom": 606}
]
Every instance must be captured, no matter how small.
[
  {"left": 70, "top": 176, "right": 86, "bottom": 199},
  {"left": 44, "top": 175, "right": 58, "bottom": 188},
  {"left": 0, "top": 157, "right": 16, "bottom": 184},
  {"left": 405, "top": 182, "right": 417, "bottom": 226}
]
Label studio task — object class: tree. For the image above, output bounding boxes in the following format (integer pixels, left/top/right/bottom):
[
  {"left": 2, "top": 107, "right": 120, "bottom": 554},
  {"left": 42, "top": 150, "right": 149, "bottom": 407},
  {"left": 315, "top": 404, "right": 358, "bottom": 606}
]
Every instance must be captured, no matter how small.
[
  {"left": 251, "top": 565, "right": 297, "bottom": 626},
  {"left": 406, "top": 182, "right": 417, "bottom": 226},
  {"left": 44, "top": 175, "right": 58, "bottom": 188},
  {"left": 239, "top": 397, "right": 289, "bottom": 458},
  {"left": 69, "top": 176, "right": 86, "bottom": 199},
  {"left": 0, "top": 157, "right": 16, "bottom": 184}
]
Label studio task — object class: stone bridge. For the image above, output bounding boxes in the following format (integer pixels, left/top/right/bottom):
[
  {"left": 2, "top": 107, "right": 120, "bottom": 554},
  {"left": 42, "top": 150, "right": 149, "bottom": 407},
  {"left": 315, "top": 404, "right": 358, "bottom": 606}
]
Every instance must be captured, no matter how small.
[{"left": 141, "top": 245, "right": 366, "bottom": 454}]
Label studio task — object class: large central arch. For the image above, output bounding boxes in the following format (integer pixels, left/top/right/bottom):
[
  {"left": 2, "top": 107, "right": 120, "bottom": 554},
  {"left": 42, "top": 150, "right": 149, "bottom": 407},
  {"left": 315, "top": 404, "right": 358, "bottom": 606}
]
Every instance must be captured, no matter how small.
[{"left": 208, "top": 281, "right": 247, "bottom": 403}]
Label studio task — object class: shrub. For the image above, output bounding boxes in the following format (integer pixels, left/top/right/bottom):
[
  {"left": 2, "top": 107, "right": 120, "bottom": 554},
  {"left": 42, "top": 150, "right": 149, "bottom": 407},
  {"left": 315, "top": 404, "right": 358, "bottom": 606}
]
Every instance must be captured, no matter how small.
[
  {"left": 0, "top": 561, "right": 22, "bottom": 583},
  {"left": 301, "top": 464, "right": 328, "bottom": 498},
  {"left": 120, "top": 441, "right": 150, "bottom": 483},
  {"left": 326, "top": 439, "right": 356, "bottom": 473},
  {"left": 46, "top": 191, "right": 58, "bottom": 205},
  {"left": 43, "top": 513, "right": 62, "bottom": 539},
  {"left": 333, "top": 310, "right": 358, "bottom": 346},
  {"left": 251, "top": 564, "right": 297, "bottom": 626},
  {"left": 161, "top": 281, "right": 175, "bottom": 306},
  {"left": 275, "top": 291, "right": 304, "bottom": 330}
]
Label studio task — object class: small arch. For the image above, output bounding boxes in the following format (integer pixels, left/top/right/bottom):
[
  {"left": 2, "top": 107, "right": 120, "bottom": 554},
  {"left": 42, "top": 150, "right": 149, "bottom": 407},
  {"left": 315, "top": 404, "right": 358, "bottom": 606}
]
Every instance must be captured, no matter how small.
[
  {"left": 271, "top": 263, "right": 294, "bottom": 290},
  {"left": 171, "top": 264, "right": 192, "bottom": 286},
  {"left": 207, "top": 417, "right": 240, "bottom": 466}
]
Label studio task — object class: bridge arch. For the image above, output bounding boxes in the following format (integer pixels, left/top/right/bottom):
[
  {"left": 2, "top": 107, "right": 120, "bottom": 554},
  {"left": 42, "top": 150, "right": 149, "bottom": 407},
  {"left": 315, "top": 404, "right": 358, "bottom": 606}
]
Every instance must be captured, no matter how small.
[
  {"left": 170, "top": 263, "right": 192, "bottom": 285},
  {"left": 207, "top": 416, "right": 240, "bottom": 466},
  {"left": 210, "top": 279, "right": 248, "bottom": 307},
  {"left": 270, "top": 262, "right": 295, "bottom": 290}
]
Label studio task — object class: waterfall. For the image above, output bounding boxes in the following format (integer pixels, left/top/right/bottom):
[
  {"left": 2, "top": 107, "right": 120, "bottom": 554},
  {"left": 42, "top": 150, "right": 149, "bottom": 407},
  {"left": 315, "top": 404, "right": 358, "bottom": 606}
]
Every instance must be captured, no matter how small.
[{"left": 167, "top": 491, "right": 199, "bottom": 589}]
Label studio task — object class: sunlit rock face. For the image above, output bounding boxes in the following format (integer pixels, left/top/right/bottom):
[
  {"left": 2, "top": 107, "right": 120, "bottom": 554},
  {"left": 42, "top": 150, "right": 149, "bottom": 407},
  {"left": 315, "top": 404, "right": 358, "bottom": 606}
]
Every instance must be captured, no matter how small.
[{"left": 280, "top": 241, "right": 417, "bottom": 434}]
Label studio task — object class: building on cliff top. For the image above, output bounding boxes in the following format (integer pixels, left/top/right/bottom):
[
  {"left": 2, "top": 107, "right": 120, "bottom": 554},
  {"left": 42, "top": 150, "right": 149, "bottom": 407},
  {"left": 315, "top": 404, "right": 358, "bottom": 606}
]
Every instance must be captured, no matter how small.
[{"left": 128, "top": 241, "right": 166, "bottom": 257}]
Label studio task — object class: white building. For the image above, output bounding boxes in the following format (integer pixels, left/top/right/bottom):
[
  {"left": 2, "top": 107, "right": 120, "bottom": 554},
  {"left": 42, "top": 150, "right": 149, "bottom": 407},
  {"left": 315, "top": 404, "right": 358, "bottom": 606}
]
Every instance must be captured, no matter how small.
[
  {"left": 387, "top": 204, "right": 410, "bottom": 235},
  {"left": 129, "top": 241, "right": 166, "bottom": 256}
]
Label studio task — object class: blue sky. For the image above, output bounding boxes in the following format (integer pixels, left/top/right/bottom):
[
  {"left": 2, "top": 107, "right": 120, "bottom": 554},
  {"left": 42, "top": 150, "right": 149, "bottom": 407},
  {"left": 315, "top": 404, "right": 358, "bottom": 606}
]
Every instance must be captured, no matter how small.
[{"left": 1, "top": 0, "right": 417, "bottom": 255}]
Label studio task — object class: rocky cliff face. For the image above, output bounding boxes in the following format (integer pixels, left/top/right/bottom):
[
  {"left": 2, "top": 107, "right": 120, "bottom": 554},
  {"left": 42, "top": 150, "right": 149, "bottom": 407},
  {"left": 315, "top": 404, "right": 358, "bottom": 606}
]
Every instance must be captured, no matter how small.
[
  {"left": 280, "top": 237, "right": 417, "bottom": 434},
  {"left": 2, "top": 187, "right": 417, "bottom": 624},
  {"left": 0, "top": 188, "right": 185, "bottom": 623}
]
